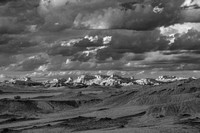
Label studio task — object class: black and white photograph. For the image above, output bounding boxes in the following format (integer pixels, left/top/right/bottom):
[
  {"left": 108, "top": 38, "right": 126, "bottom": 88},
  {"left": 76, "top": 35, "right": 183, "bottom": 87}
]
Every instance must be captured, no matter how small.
[{"left": 0, "top": 0, "right": 200, "bottom": 132}]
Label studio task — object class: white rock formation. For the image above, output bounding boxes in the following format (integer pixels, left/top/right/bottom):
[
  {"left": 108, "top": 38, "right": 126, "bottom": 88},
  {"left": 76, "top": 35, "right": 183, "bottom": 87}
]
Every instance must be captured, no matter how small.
[
  {"left": 135, "top": 78, "right": 160, "bottom": 86},
  {"left": 156, "top": 75, "right": 187, "bottom": 83}
]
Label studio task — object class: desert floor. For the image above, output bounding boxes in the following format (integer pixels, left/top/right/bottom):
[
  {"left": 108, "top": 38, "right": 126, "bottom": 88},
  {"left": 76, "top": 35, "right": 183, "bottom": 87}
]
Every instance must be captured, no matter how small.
[{"left": 0, "top": 79, "right": 200, "bottom": 133}]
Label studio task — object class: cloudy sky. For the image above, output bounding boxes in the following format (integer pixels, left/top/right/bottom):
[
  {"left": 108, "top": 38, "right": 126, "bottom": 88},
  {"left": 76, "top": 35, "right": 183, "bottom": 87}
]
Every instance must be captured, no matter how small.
[{"left": 1, "top": 0, "right": 200, "bottom": 75}]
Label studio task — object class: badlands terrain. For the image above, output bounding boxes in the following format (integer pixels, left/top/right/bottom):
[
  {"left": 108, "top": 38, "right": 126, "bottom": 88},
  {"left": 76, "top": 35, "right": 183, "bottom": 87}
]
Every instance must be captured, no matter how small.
[{"left": 0, "top": 74, "right": 200, "bottom": 133}]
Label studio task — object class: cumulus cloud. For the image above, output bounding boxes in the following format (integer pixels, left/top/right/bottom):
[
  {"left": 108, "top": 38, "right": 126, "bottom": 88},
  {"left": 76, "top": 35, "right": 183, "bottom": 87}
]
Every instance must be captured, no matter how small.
[
  {"left": 0, "top": 17, "right": 24, "bottom": 34},
  {"left": 160, "top": 23, "right": 200, "bottom": 45},
  {"left": 1, "top": 0, "right": 200, "bottom": 72},
  {"left": 40, "top": 26, "right": 200, "bottom": 71},
  {"left": 2, "top": 0, "right": 200, "bottom": 32},
  {"left": 1, "top": 0, "right": 200, "bottom": 32},
  {"left": 6, "top": 53, "right": 49, "bottom": 71},
  {"left": 37, "top": 0, "right": 200, "bottom": 31},
  {"left": 180, "top": 0, "right": 200, "bottom": 22},
  {"left": 61, "top": 59, "right": 97, "bottom": 70},
  {"left": 181, "top": 0, "right": 200, "bottom": 8},
  {"left": 170, "top": 29, "right": 200, "bottom": 50}
]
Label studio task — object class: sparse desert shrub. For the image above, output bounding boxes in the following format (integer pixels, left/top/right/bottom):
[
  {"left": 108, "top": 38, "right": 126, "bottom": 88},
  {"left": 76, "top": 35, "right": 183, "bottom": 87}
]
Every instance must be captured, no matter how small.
[
  {"left": 119, "top": 125, "right": 125, "bottom": 128},
  {"left": 99, "top": 117, "right": 112, "bottom": 121},
  {"left": 14, "top": 96, "right": 21, "bottom": 100},
  {"left": 1, "top": 128, "right": 10, "bottom": 133}
]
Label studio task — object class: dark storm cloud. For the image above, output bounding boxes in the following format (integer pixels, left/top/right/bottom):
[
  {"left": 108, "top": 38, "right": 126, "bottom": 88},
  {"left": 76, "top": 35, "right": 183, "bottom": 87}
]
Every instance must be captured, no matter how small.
[
  {"left": 97, "top": 30, "right": 169, "bottom": 60},
  {"left": 38, "top": 0, "right": 181, "bottom": 31},
  {"left": 175, "top": 53, "right": 200, "bottom": 64},
  {"left": 1, "top": 0, "right": 200, "bottom": 32},
  {"left": 5, "top": 27, "right": 200, "bottom": 71},
  {"left": 0, "top": 35, "right": 38, "bottom": 54},
  {"left": 47, "top": 30, "right": 168, "bottom": 62},
  {"left": 170, "top": 30, "right": 200, "bottom": 50},
  {"left": 37, "top": 0, "right": 200, "bottom": 31},
  {"left": 0, "top": 17, "right": 24, "bottom": 34},
  {"left": 45, "top": 28, "right": 200, "bottom": 66},
  {"left": 0, "top": 0, "right": 42, "bottom": 34},
  {"left": 0, "top": 54, "right": 16, "bottom": 67},
  {"left": 1, "top": 0, "right": 200, "bottom": 72},
  {"left": 134, "top": 50, "right": 200, "bottom": 71},
  {"left": 48, "top": 46, "right": 83, "bottom": 56}
]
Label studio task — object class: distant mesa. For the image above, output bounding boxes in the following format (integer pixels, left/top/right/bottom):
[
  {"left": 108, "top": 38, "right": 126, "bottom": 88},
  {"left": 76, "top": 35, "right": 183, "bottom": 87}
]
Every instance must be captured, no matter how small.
[
  {"left": 2, "top": 74, "right": 196, "bottom": 88},
  {"left": 156, "top": 75, "right": 187, "bottom": 82},
  {"left": 8, "top": 77, "right": 43, "bottom": 87},
  {"left": 135, "top": 78, "right": 160, "bottom": 86}
]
